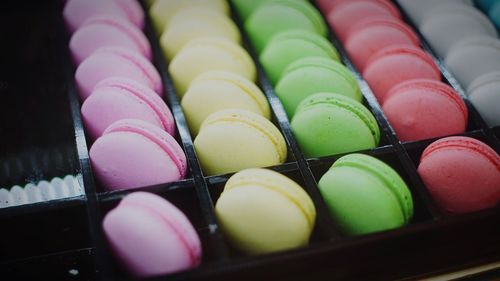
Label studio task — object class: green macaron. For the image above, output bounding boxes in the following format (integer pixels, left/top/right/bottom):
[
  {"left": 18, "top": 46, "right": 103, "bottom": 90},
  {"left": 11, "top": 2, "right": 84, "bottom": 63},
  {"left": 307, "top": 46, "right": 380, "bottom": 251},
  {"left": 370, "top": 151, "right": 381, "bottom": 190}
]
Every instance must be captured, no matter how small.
[
  {"left": 291, "top": 93, "right": 380, "bottom": 158},
  {"left": 245, "top": 0, "right": 327, "bottom": 53},
  {"left": 260, "top": 30, "right": 340, "bottom": 85},
  {"left": 318, "top": 153, "right": 414, "bottom": 235},
  {"left": 276, "top": 57, "right": 362, "bottom": 117}
]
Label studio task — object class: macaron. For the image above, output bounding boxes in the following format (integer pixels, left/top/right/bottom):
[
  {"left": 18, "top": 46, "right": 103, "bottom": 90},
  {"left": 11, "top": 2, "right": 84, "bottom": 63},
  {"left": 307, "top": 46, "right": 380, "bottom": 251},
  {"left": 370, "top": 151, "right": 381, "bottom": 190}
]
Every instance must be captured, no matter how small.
[
  {"left": 326, "top": 0, "right": 401, "bottom": 43},
  {"left": 344, "top": 18, "right": 420, "bottom": 71},
  {"left": 291, "top": 93, "right": 380, "bottom": 158},
  {"left": 75, "top": 47, "right": 163, "bottom": 100},
  {"left": 396, "top": 0, "right": 473, "bottom": 26},
  {"left": 160, "top": 7, "right": 241, "bottom": 61},
  {"left": 169, "top": 38, "right": 256, "bottom": 96},
  {"left": 215, "top": 168, "right": 316, "bottom": 255},
  {"left": 420, "top": 5, "right": 497, "bottom": 58},
  {"left": 445, "top": 37, "right": 500, "bottom": 89},
  {"left": 150, "top": 0, "right": 229, "bottom": 35},
  {"left": 317, "top": 0, "right": 393, "bottom": 15},
  {"left": 82, "top": 78, "right": 175, "bottom": 140},
  {"left": 181, "top": 71, "right": 270, "bottom": 136},
  {"left": 417, "top": 136, "right": 500, "bottom": 214},
  {"left": 318, "top": 153, "right": 413, "bottom": 235},
  {"left": 63, "top": 0, "right": 144, "bottom": 33},
  {"left": 90, "top": 119, "right": 187, "bottom": 191},
  {"left": 260, "top": 30, "right": 340, "bottom": 85},
  {"left": 363, "top": 45, "right": 441, "bottom": 103},
  {"left": 232, "top": 0, "right": 265, "bottom": 20},
  {"left": 245, "top": 0, "right": 327, "bottom": 53},
  {"left": 103, "top": 192, "right": 202, "bottom": 278},
  {"left": 275, "top": 57, "right": 362, "bottom": 117},
  {"left": 467, "top": 72, "right": 500, "bottom": 127},
  {"left": 382, "top": 79, "right": 468, "bottom": 142},
  {"left": 194, "top": 109, "right": 287, "bottom": 176},
  {"left": 69, "top": 16, "right": 151, "bottom": 65}
]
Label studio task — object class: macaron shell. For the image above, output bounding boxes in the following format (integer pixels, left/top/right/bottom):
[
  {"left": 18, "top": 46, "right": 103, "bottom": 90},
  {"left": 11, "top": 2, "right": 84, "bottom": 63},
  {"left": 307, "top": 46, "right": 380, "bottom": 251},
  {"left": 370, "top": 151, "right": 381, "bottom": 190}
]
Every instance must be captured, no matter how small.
[
  {"left": 276, "top": 57, "right": 361, "bottom": 117},
  {"left": 445, "top": 37, "right": 500, "bottom": 89},
  {"left": 232, "top": 0, "right": 265, "bottom": 20},
  {"left": 382, "top": 79, "right": 468, "bottom": 142},
  {"left": 467, "top": 72, "right": 500, "bottom": 127},
  {"left": 169, "top": 38, "right": 256, "bottom": 96},
  {"left": 291, "top": 93, "right": 380, "bottom": 158},
  {"left": 397, "top": 0, "right": 473, "bottom": 26},
  {"left": 345, "top": 18, "right": 419, "bottom": 71},
  {"left": 82, "top": 78, "right": 174, "bottom": 140},
  {"left": 75, "top": 47, "right": 163, "bottom": 100},
  {"left": 363, "top": 46, "right": 441, "bottom": 103},
  {"left": 161, "top": 7, "right": 241, "bottom": 60},
  {"left": 181, "top": 71, "right": 270, "bottom": 135},
  {"left": 103, "top": 193, "right": 201, "bottom": 277},
  {"left": 260, "top": 30, "right": 340, "bottom": 85},
  {"left": 418, "top": 137, "right": 500, "bottom": 214}
]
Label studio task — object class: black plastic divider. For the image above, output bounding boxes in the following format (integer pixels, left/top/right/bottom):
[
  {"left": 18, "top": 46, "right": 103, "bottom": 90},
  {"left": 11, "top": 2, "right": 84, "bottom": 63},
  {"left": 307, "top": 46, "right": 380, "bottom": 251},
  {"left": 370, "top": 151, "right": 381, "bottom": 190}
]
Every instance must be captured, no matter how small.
[
  {"left": 314, "top": 1, "right": 442, "bottom": 219},
  {"left": 228, "top": 2, "right": 341, "bottom": 240},
  {"left": 141, "top": 3, "right": 230, "bottom": 261}
]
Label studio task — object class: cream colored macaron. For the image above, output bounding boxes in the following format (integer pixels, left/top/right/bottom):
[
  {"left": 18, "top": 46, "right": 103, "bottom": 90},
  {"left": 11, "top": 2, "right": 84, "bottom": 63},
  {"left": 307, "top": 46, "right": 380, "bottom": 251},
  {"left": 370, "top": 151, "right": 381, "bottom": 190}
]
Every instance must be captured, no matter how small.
[
  {"left": 215, "top": 168, "right": 316, "bottom": 255},
  {"left": 181, "top": 71, "right": 270, "bottom": 135},
  {"left": 150, "top": 0, "right": 229, "bottom": 34},
  {"left": 194, "top": 109, "right": 287, "bottom": 176},
  {"left": 160, "top": 7, "right": 241, "bottom": 60},
  {"left": 169, "top": 38, "right": 256, "bottom": 96}
]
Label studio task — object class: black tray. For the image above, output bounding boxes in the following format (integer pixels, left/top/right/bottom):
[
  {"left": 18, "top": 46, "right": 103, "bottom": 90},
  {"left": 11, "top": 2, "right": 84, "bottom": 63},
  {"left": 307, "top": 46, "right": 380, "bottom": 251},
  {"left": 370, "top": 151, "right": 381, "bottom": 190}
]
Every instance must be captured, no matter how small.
[{"left": 0, "top": 0, "right": 499, "bottom": 280}]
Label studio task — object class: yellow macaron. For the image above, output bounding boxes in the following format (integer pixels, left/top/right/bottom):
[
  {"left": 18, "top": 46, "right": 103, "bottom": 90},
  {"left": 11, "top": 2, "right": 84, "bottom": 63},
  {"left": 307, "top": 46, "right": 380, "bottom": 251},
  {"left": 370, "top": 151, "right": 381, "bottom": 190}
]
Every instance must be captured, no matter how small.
[
  {"left": 215, "top": 168, "right": 316, "bottom": 255},
  {"left": 194, "top": 109, "right": 286, "bottom": 176},
  {"left": 181, "top": 71, "right": 270, "bottom": 135}
]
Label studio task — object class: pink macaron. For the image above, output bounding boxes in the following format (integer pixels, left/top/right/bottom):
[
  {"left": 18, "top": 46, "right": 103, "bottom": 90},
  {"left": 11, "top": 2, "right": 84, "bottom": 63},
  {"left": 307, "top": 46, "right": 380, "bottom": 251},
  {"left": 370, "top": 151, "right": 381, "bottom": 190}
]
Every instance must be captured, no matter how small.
[
  {"left": 418, "top": 136, "right": 500, "bottom": 214},
  {"left": 326, "top": 0, "right": 401, "bottom": 42},
  {"left": 345, "top": 17, "right": 420, "bottom": 71},
  {"left": 103, "top": 192, "right": 202, "bottom": 278},
  {"left": 382, "top": 79, "right": 468, "bottom": 142},
  {"left": 63, "top": 0, "right": 144, "bottom": 33},
  {"left": 82, "top": 77, "right": 175, "bottom": 141},
  {"left": 90, "top": 119, "right": 187, "bottom": 191},
  {"left": 363, "top": 45, "right": 441, "bottom": 103},
  {"left": 75, "top": 47, "right": 163, "bottom": 100},
  {"left": 69, "top": 16, "right": 152, "bottom": 65}
]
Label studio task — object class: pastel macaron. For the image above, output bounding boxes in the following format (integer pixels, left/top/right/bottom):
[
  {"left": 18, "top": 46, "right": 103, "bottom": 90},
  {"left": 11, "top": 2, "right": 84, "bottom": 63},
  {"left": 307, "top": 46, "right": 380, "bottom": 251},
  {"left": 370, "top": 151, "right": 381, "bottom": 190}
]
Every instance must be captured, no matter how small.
[
  {"left": 169, "top": 38, "right": 256, "bottom": 96},
  {"left": 344, "top": 18, "right": 419, "bottom": 71},
  {"left": 326, "top": 0, "right": 401, "bottom": 43},
  {"left": 445, "top": 37, "right": 500, "bottom": 89},
  {"left": 232, "top": 0, "right": 265, "bottom": 20},
  {"left": 260, "top": 30, "right": 340, "bottom": 85},
  {"left": 420, "top": 5, "right": 497, "bottom": 58},
  {"left": 90, "top": 119, "right": 187, "bottom": 190},
  {"left": 467, "top": 72, "right": 500, "bottom": 127},
  {"left": 103, "top": 192, "right": 201, "bottom": 278},
  {"left": 363, "top": 45, "right": 441, "bottom": 103},
  {"left": 418, "top": 136, "right": 500, "bottom": 214},
  {"left": 181, "top": 71, "right": 270, "bottom": 136},
  {"left": 81, "top": 78, "right": 175, "bottom": 140},
  {"left": 291, "top": 93, "right": 380, "bottom": 158},
  {"left": 150, "top": 0, "right": 229, "bottom": 35},
  {"left": 275, "top": 57, "right": 362, "bottom": 117},
  {"left": 245, "top": 0, "right": 327, "bottom": 52},
  {"left": 63, "top": 0, "right": 144, "bottom": 33},
  {"left": 396, "top": 0, "right": 473, "bottom": 26},
  {"left": 382, "top": 79, "right": 468, "bottom": 142},
  {"left": 69, "top": 16, "right": 151, "bottom": 65},
  {"left": 160, "top": 7, "right": 241, "bottom": 61},
  {"left": 194, "top": 109, "right": 287, "bottom": 176},
  {"left": 75, "top": 47, "right": 163, "bottom": 100},
  {"left": 319, "top": 153, "right": 413, "bottom": 235},
  {"left": 215, "top": 168, "right": 316, "bottom": 255}
]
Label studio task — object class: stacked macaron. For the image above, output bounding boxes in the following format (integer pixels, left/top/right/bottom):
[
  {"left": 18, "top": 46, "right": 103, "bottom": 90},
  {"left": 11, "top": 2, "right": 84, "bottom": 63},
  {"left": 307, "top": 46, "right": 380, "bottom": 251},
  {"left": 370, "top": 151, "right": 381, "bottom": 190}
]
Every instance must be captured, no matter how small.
[
  {"left": 237, "top": 0, "right": 381, "bottom": 158},
  {"left": 64, "top": 0, "right": 187, "bottom": 191},
  {"left": 319, "top": 0, "right": 469, "bottom": 142},
  {"left": 398, "top": 0, "right": 500, "bottom": 127},
  {"left": 150, "top": 0, "right": 287, "bottom": 176}
]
